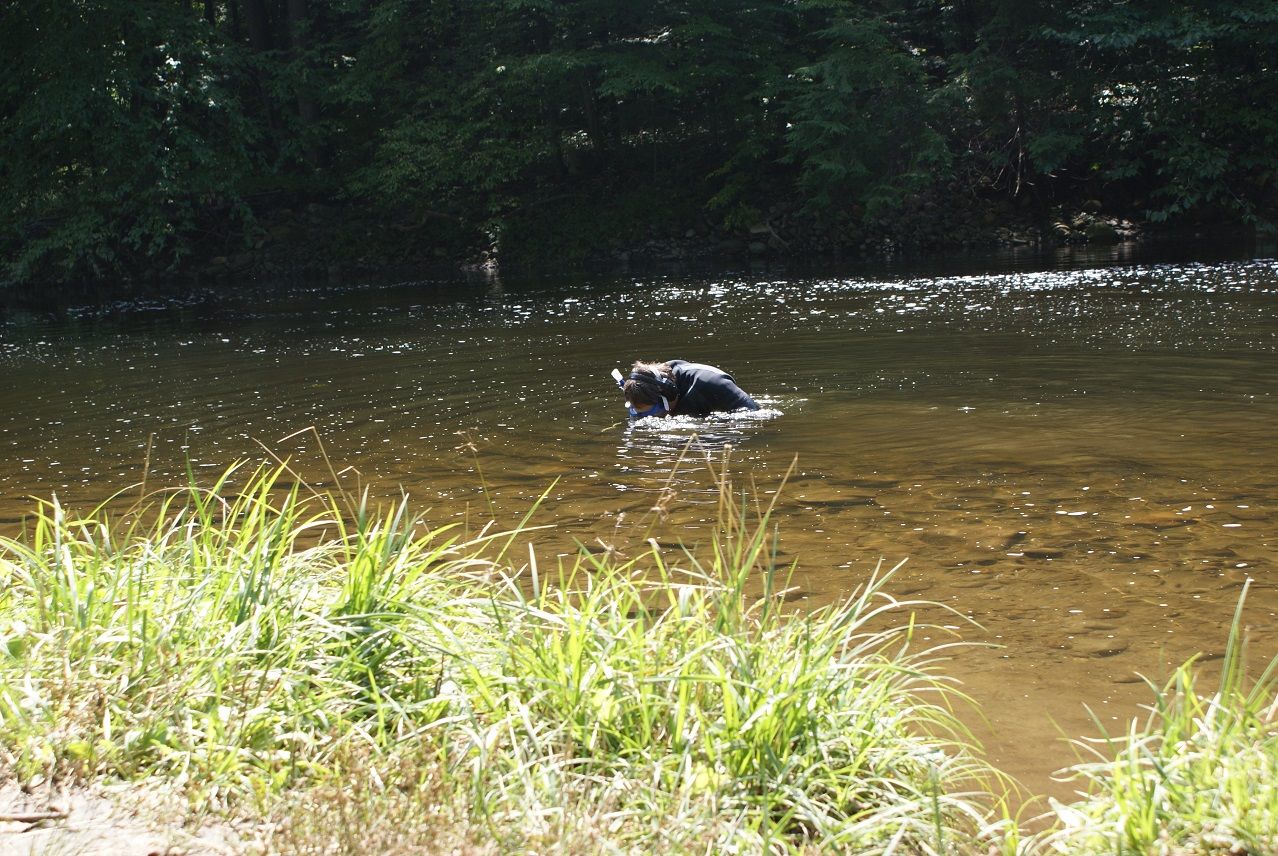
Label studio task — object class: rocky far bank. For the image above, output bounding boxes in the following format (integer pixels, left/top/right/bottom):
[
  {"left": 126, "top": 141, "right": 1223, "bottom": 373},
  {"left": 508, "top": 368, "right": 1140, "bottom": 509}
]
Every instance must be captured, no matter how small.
[
  {"left": 190, "top": 199, "right": 1148, "bottom": 283},
  {"left": 559, "top": 209, "right": 1142, "bottom": 269}
]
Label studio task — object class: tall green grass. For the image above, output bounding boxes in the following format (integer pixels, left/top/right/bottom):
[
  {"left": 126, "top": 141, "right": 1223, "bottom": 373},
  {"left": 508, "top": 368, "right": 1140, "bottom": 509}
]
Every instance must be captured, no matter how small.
[
  {"left": 1031, "top": 580, "right": 1278, "bottom": 856},
  {"left": 0, "top": 461, "right": 1007, "bottom": 852}
]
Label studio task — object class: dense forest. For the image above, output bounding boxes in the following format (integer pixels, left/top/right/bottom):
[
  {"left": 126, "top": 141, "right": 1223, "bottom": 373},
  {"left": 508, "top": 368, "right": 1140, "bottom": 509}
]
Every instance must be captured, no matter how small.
[{"left": 2, "top": 0, "right": 1276, "bottom": 287}]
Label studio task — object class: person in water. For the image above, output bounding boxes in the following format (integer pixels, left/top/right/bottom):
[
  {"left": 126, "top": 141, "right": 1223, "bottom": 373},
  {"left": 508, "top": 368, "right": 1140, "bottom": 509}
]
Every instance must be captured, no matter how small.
[{"left": 614, "top": 360, "right": 759, "bottom": 418}]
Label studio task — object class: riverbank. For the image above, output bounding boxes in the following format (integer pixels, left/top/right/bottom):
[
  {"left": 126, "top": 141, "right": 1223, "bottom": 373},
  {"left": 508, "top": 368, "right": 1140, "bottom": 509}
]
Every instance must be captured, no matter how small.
[
  {"left": 2, "top": 463, "right": 1275, "bottom": 854},
  {"left": 5, "top": 178, "right": 1272, "bottom": 308},
  {"left": 182, "top": 197, "right": 1152, "bottom": 283}
]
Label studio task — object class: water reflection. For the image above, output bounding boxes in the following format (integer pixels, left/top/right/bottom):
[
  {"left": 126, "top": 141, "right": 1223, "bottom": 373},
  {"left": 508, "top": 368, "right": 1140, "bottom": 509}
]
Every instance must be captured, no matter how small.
[{"left": 610, "top": 405, "right": 787, "bottom": 504}]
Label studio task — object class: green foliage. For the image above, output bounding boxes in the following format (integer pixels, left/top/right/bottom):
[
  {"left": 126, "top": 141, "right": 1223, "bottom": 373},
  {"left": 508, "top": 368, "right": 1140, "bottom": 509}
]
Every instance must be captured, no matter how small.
[
  {"left": 1047, "top": 0, "right": 1278, "bottom": 223},
  {"left": 943, "top": 1, "right": 1093, "bottom": 204},
  {"left": 0, "top": 1, "right": 259, "bottom": 285},
  {"left": 2, "top": 0, "right": 1276, "bottom": 288},
  {"left": 783, "top": 12, "right": 952, "bottom": 221}
]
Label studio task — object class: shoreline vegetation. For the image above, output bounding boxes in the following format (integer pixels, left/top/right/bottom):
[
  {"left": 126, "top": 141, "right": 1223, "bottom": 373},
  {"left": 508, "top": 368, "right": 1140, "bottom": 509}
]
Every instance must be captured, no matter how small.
[{"left": 2, "top": 461, "right": 1276, "bottom": 853}]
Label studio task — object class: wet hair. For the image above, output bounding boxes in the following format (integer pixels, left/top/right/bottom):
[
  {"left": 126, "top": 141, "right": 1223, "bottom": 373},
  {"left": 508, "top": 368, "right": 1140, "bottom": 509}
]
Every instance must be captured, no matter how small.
[{"left": 623, "top": 360, "right": 677, "bottom": 406}]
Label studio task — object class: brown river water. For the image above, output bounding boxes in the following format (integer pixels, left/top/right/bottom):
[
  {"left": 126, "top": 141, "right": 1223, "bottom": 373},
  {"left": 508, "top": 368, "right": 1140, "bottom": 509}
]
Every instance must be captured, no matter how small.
[{"left": 3, "top": 242, "right": 1277, "bottom": 805}]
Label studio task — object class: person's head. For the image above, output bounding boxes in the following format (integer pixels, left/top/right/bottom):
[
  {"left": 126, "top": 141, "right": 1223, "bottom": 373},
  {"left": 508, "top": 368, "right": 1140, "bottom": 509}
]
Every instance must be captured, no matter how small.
[{"left": 622, "top": 360, "right": 677, "bottom": 418}]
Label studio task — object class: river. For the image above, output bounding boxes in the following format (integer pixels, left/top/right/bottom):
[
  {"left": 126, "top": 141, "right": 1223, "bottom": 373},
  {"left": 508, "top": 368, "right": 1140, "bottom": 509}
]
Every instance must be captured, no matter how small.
[{"left": 3, "top": 240, "right": 1276, "bottom": 802}]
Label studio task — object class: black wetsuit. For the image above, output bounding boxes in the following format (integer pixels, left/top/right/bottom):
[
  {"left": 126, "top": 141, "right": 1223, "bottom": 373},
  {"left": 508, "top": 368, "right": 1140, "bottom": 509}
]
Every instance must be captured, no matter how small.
[{"left": 667, "top": 360, "right": 759, "bottom": 417}]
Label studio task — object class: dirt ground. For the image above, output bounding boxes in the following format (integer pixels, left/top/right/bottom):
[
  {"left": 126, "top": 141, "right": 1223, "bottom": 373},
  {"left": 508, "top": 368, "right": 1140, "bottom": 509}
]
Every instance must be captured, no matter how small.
[{"left": 1, "top": 780, "right": 248, "bottom": 856}]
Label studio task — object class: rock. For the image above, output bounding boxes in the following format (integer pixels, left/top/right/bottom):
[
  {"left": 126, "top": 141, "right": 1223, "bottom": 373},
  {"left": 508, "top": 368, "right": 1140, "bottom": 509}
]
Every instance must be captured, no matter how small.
[
  {"left": 799, "top": 495, "right": 878, "bottom": 510},
  {"left": 748, "top": 222, "right": 772, "bottom": 236},
  {"left": 1084, "top": 220, "right": 1119, "bottom": 243},
  {"left": 1130, "top": 512, "right": 1196, "bottom": 529},
  {"left": 748, "top": 241, "right": 767, "bottom": 255},
  {"left": 1070, "top": 636, "right": 1128, "bottom": 658},
  {"left": 1001, "top": 531, "right": 1029, "bottom": 549},
  {"left": 919, "top": 532, "right": 965, "bottom": 547}
]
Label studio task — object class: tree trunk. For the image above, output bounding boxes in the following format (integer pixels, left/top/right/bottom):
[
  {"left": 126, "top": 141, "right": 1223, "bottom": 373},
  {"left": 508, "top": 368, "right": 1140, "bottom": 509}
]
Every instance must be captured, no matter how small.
[
  {"left": 239, "top": 0, "right": 281, "bottom": 143},
  {"left": 1012, "top": 91, "right": 1027, "bottom": 197},
  {"left": 285, "top": 0, "right": 320, "bottom": 166},
  {"left": 578, "top": 74, "right": 607, "bottom": 165},
  {"left": 242, "top": 0, "right": 271, "bottom": 52}
]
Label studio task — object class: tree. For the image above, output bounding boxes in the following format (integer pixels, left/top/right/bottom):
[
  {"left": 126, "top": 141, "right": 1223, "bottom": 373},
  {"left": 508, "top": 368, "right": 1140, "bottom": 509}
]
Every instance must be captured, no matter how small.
[
  {"left": 1051, "top": 0, "right": 1278, "bottom": 223},
  {"left": 783, "top": 6, "right": 952, "bottom": 226},
  {"left": 0, "top": 0, "right": 258, "bottom": 284}
]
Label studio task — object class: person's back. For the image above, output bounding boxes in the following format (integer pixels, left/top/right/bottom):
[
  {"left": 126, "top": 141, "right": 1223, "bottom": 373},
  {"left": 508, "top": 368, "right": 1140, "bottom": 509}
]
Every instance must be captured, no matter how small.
[
  {"left": 617, "top": 359, "right": 758, "bottom": 418},
  {"left": 665, "top": 360, "right": 758, "bottom": 416}
]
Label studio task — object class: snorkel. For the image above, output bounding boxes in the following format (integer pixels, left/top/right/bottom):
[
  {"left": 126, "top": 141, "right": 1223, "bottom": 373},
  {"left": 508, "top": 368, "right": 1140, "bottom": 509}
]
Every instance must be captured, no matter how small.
[{"left": 613, "top": 367, "right": 671, "bottom": 418}]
